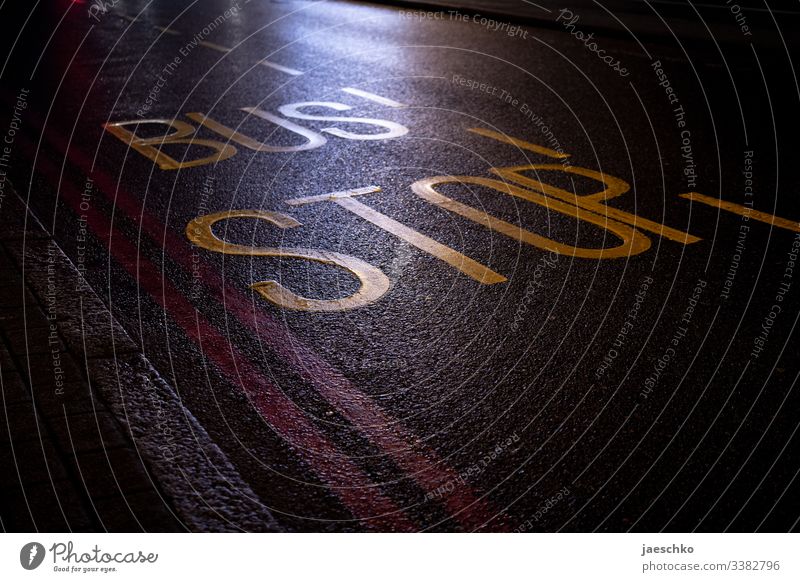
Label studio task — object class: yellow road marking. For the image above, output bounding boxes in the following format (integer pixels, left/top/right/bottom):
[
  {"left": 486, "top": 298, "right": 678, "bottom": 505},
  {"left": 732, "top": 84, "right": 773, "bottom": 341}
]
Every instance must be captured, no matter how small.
[
  {"left": 103, "top": 119, "right": 237, "bottom": 170},
  {"left": 187, "top": 110, "right": 325, "bottom": 153},
  {"left": 473, "top": 129, "right": 698, "bottom": 244},
  {"left": 186, "top": 210, "right": 391, "bottom": 311},
  {"left": 468, "top": 127, "right": 569, "bottom": 159},
  {"left": 680, "top": 192, "right": 800, "bottom": 232},
  {"left": 494, "top": 164, "right": 701, "bottom": 244},
  {"left": 412, "top": 176, "right": 651, "bottom": 259},
  {"left": 286, "top": 187, "right": 507, "bottom": 284}
]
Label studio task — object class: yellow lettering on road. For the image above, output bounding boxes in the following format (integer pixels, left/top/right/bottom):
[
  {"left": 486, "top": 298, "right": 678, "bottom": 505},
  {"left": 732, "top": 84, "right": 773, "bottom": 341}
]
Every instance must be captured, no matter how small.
[
  {"left": 680, "top": 192, "right": 800, "bottom": 233},
  {"left": 471, "top": 129, "right": 699, "bottom": 245},
  {"left": 411, "top": 176, "right": 651, "bottom": 259},
  {"left": 493, "top": 164, "right": 700, "bottom": 244},
  {"left": 187, "top": 110, "right": 326, "bottom": 153},
  {"left": 104, "top": 119, "right": 237, "bottom": 170},
  {"left": 278, "top": 102, "right": 408, "bottom": 141},
  {"left": 468, "top": 127, "right": 569, "bottom": 159},
  {"left": 286, "top": 187, "right": 507, "bottom": 284},
  {"left": 186, "top": 210, "right": 390, "bottom": 311}
]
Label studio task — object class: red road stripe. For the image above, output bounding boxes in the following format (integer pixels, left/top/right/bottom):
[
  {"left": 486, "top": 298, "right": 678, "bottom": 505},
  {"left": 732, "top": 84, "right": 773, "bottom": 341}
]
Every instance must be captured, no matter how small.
[
  {"left": 25, "top": 110, "right": 509, "bottom": 531},
  {"left": 95, "top": 159, "right": 509, "bottom": 532},
  {"left": 24, "top": 140, "right": 416, "bottom": 531}
]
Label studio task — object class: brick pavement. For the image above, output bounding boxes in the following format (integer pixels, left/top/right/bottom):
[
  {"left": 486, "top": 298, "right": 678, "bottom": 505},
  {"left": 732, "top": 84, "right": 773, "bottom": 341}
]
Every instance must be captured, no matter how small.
[
  {"left": 0, "top": 191, "right": 186, "bottom": 532},
  {"left": 0, "top": 161, "right": 285, "bottom": 532}
]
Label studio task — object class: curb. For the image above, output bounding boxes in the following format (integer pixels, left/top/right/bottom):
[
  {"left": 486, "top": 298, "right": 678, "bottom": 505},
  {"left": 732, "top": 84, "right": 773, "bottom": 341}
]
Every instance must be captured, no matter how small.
[{"left": 1, "top": 183, "right": 280, "bottom": 532}]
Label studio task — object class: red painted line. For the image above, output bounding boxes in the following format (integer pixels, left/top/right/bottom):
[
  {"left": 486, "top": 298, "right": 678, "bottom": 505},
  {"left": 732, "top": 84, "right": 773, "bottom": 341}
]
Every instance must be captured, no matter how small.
[
  {"left": 24, "top": 139, "right": 416, "bottom": 531},
  {"left": 102, "top": 166, "right": 509, "bottom": 532},
  {"left": 24, "top": 110, "right": 509, "bottom": 531}
]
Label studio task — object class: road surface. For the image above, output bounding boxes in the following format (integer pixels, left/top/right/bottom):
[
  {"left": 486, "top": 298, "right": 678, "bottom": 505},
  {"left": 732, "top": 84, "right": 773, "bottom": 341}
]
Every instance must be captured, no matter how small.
[{"left": 1, "top": 0, "right": 799, "bottom": 532}]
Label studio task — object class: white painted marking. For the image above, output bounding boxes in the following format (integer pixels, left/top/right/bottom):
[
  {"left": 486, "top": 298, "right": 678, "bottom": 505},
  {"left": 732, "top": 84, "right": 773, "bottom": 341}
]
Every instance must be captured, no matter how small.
[
  {"left": 166, "top": 36, "right": 302, "bottom": 76},
  {"left": 260, "top": 58, "right": 303, "bottom": 76},
  {"left": 154, "top": 25, "right": 181, "bottom": 36},
  {"left": 198, "top": 40, "right": 232, "bottom": 53},
  {"left": 286, "top": 186, "right": 381, "bottom": 206},
  {"left": 342, "top": 87, "right": 405, "bottom": 108}
]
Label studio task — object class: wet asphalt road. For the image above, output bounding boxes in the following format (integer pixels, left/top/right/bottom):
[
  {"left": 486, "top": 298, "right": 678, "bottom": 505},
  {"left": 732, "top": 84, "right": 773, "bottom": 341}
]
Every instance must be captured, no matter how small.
[{"left": 1, "top": 0, "right": 799, "bottom": 531}]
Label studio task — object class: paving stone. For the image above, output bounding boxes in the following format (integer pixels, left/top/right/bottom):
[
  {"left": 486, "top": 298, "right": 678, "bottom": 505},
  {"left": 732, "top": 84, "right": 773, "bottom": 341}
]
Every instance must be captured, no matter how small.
[
  {"left": 4, "top": 237, "right": 99, "bottom": 311},
  {"left": 0, "top": 306, "right": 49, "bottom": 335},
  {"left": 38, "top": 280, "right": 109, "bottom": 322},
  {"left": 0, "top": 305, "right": 22, "bottom": 330},
  {"left": 0, "top": 188, "right": 188, "bottom": 532},
  {"left": 49, "top": 409, "right": 130, "bottom": 454},
  {"left": 0, "top": 285, "right": 37, "bottom": 309},
  {"left": 70, "top": 447, "right": 157, "bottom": 500},
  {"left": 20, "top": 348, "right": 84, "bottom": 391},
  {"left": 0, "top": 340, "right": 16, "bottom": 372},
  {"left": 5, "top": 324, "right": 65, "bottom": 356},
  {"left": 0, "top": 193, "right": 50, "bottom": 241},
  {"left": 35, "top": 380, "right": 101, "bottom": 419},
  {"left": 0, "top": 436, "right": 69, "bottom": 488},
  {"left": 0, "top": 400, "right": 46, "bottom": 444},
  {"left": 89, "top": 353, "right": 281, "bottom": 532},
  {"left": 0, "top": 247, "right": 18, "bottom": 272},
  {"left": 0, "top": 269, "right": 23, "bottom": 290},
  {"left": 0, "top": 309, "right": 24, "bottom": 333},
  {"left": 1, "top": 372, "right": 30, "bottom": 404},
  {"left": 0, "top": 479, "right": 94, "bottom": 532},
  {"left": 59, "top": 307, "right": 139, "bottom": 360},
  {"left": 92, "top": 488, "right": 185, "bottom": 532},
  {"left": 0, "top": 251, "right": 23, "bottom": 277}
]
